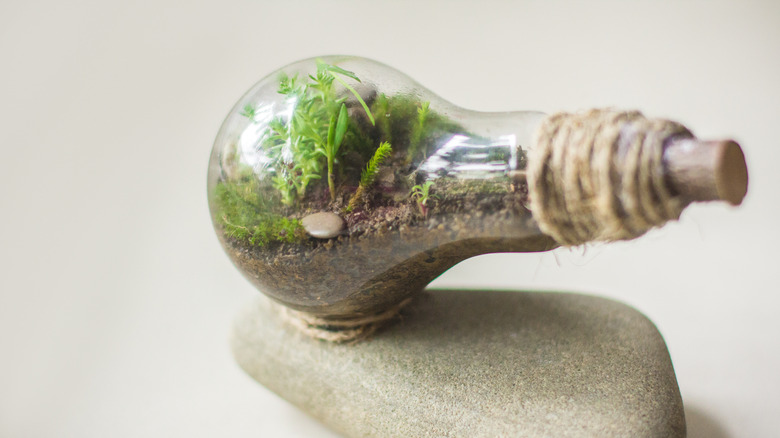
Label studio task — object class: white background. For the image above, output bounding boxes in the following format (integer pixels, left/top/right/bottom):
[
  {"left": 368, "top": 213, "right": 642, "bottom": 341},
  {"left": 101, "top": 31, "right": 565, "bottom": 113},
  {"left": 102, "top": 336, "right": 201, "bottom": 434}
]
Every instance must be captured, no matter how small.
[{"left": 1, "top": 1, "right": 778, "bottom": 437}]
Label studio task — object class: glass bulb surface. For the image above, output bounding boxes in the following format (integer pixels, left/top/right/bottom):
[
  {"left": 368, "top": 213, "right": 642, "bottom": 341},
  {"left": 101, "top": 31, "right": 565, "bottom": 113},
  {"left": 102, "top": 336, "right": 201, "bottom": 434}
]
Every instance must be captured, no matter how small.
[{"left": 208, "top": 56, "right": 556, "bottom": 317}]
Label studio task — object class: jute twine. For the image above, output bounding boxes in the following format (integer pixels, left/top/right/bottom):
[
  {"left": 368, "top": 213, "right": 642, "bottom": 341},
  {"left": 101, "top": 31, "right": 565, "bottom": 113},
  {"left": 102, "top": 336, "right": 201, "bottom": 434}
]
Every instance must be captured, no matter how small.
[
  {"left": 528, "top": 109, "right": 693, "bottom": 246},
  {"left": 279, "top": 297, "right": 414, "bottom": 343}
]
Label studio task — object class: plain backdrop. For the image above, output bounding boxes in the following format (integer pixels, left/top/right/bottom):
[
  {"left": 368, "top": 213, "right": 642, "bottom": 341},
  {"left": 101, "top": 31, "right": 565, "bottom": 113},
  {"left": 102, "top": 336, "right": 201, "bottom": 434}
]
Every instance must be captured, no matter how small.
[{"left": 1, "top": 1, "right": 778, "bottom": 437}]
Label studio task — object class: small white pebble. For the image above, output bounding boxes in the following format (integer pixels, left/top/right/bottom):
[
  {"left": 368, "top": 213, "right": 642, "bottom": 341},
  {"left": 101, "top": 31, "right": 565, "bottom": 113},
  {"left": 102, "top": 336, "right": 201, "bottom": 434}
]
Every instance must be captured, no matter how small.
[{"left": 301, "top": 212, "right": 345, "bottom": 239}]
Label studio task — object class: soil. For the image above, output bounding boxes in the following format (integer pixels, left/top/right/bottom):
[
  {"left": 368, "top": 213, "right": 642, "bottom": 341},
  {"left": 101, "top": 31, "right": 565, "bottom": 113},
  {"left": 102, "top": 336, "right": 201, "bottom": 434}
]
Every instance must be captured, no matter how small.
[{"left": 218, "top": 176, "right": 558, "bottom": 319}]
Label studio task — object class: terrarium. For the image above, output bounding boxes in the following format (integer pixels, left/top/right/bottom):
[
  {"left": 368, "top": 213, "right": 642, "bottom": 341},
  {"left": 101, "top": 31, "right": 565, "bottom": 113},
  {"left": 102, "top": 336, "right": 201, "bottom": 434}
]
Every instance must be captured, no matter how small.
[
  {"left": 208, "top": 55, "right": 747, "bottom": 322},
  {"left": 208, "top": 55, "right": 560, "bottom": 318}
]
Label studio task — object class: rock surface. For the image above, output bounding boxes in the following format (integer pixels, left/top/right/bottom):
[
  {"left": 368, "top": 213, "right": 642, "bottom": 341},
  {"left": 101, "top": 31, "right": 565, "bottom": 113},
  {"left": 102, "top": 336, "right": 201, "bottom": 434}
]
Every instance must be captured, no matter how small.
[
  {"left": 232, "top": 290, "right": 685, "bottom": 437},
  {"left": 301, "top": 212, "right": 345, "bottom": 239}
]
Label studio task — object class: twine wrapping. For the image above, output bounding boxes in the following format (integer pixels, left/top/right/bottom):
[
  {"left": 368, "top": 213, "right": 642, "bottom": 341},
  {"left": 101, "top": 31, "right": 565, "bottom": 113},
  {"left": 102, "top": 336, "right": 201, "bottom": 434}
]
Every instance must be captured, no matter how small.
[
  {"left": 528, "top": 109, "right": 693, "bottom": 246},
  {"left": 279, "top": 297, "right": 414, "bottom": 343}
]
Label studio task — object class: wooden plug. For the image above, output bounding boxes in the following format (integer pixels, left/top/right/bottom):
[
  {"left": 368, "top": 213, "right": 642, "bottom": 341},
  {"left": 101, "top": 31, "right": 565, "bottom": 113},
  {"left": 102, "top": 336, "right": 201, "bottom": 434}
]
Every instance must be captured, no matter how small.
[{"left": 663, "top": 138, "right": 748, "bottom": 206}]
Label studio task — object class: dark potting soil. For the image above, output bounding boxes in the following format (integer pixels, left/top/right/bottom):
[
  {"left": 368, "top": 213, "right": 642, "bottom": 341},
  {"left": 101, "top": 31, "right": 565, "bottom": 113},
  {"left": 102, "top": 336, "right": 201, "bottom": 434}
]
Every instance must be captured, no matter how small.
[{"left": 218, "top": 178, "right": 557, "bottom": 319}]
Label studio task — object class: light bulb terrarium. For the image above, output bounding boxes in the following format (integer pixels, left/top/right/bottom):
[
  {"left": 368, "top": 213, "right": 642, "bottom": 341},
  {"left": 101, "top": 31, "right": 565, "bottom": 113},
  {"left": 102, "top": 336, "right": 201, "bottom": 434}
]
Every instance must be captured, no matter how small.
[{"left": 208, "top": 56, "right": 747, "bottom": 321}]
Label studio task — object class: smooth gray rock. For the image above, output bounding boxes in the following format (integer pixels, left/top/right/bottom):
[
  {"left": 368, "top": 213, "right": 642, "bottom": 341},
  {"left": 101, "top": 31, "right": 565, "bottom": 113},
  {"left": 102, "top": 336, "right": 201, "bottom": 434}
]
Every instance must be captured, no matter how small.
[
  {"left": 301, "top": 212, "right": 345, "bottom": 239},
  {"left": 232, "top": 290, "right": 685, "bottom": 437}
]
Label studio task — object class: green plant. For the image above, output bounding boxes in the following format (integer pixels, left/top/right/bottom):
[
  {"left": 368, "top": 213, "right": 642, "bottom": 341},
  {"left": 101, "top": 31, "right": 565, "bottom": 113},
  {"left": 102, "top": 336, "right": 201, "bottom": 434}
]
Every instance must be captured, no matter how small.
[
  {"left": 239, "top": 103, "right": 258, "bottom": 120},
  {"left": 263, "top": 74, "right": 323, "bottom": 204},
  {"left": 407, "top": 101, "right": 430, "bottom": 162},
  {"left": 373, "top": 93, "right": 391, "bottom": 143},
  {"left": 321, "top": 104, "right": 349, "bottom": 201},
  {"left": 360, "top": 141, "right": 393, "bottom": 187},
  {"left": 244, "top": 60, "right": 375, "bottom": 204},
  {"left": 347, "top": 141, "right": 392, "bottom": 209},
  {"left": 410, "top": 180, "right": 437, "bottom": 216},
  {"left": 323, "top": 64, "right": 375, "bottom": 126}
]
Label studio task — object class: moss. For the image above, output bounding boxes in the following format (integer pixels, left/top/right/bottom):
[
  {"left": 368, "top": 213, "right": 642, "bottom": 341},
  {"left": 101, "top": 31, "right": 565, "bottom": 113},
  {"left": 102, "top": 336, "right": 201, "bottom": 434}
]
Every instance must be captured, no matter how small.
[
  {"left": 214, "top": 180, "right": 306, "bottom": 247},
  {"left": 438, "top": 178, "right": 511, "bottom": 197},
  {"left": 370, "top": 94, "right": 463, "bottom": 165}
]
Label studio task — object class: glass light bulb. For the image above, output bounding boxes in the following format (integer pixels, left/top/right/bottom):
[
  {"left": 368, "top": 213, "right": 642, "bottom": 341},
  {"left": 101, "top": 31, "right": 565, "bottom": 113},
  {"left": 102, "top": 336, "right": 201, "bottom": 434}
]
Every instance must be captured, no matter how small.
[{"left": 207, "top": 55, "right": 744, "bottom": 318}]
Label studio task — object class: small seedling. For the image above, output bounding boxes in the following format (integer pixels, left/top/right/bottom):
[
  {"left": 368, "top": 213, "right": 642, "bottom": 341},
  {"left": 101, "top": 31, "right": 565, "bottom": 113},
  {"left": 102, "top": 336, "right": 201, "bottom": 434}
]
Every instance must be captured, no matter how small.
[
  {"left": 410, "top": 180, "right": 437, "bottom": 217},
  {"left": 348, "top": 141, "right": 392, "bottom": 209},
  {"left": 240, "top": 104, "right": 257, "bottom": 121},
  {"left": 360, "top": 141, "right": 393, "bottom": 188}
]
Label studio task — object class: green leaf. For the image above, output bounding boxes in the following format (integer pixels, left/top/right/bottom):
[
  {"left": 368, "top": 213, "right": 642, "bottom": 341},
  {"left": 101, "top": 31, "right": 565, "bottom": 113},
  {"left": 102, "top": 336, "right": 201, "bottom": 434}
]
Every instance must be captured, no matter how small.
[
  {"left": 327, "top": 113, "right": 336, "bottom": 153},
  {"left": 332, "top": 75, "right": 375, "bottom": 126},
  {"left": 418, "top": 101, "right": 430, "bottom": 121},
  {"left": 333, "top": 104, "right": 349, "bottom": 152},
  {"left": 240, "top": 104, "right": 256, "bottom": 119},
  {"left": 324, "top": 64, "right": 361, "bottom": 82}
]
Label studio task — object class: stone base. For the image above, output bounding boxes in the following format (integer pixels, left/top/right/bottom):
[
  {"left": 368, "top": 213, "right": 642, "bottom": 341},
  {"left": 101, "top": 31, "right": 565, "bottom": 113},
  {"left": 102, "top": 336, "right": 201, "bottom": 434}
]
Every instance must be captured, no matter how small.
[{"left": 232, "top": 290, "right": 685, "bottom": 437}]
